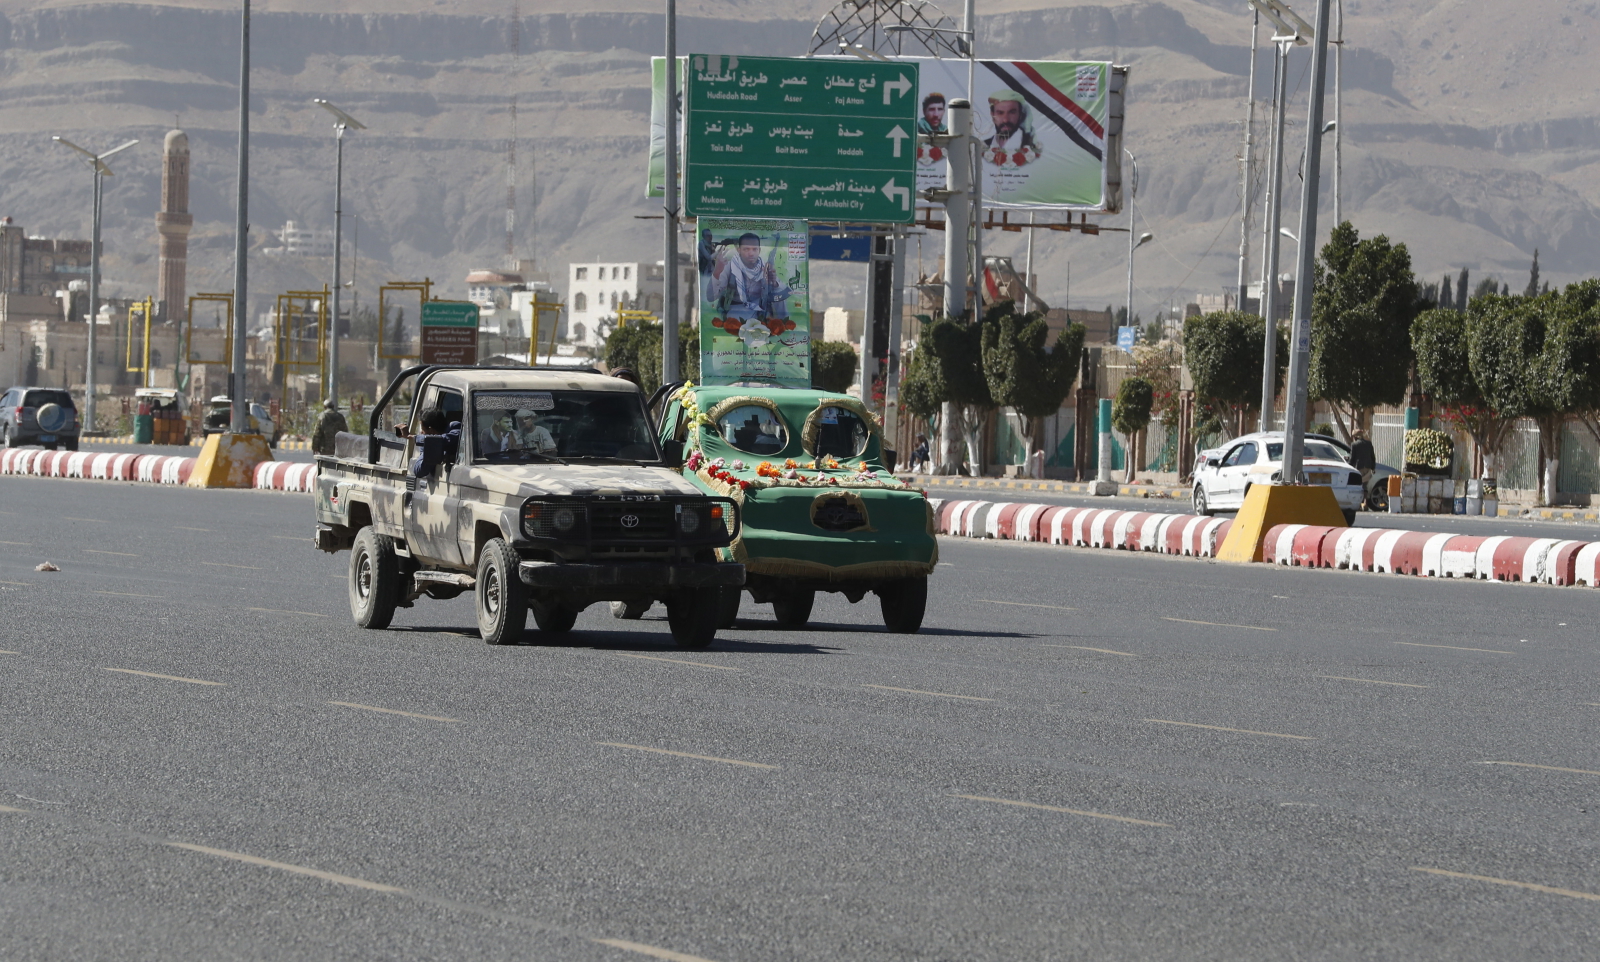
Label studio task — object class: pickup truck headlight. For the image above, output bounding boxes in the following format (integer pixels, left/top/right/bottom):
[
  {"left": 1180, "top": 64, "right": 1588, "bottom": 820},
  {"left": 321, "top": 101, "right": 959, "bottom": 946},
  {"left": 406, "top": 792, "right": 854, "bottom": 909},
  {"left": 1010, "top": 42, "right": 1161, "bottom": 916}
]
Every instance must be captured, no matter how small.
[
  {"left": 552, "top": 506, "right": 579, "bottom": 533},
  {"left": 523, "top": 499, "right": 588, "bottom": 540},
  {"left": 678, "top": 505, "right": 702, "bottom": 535}
]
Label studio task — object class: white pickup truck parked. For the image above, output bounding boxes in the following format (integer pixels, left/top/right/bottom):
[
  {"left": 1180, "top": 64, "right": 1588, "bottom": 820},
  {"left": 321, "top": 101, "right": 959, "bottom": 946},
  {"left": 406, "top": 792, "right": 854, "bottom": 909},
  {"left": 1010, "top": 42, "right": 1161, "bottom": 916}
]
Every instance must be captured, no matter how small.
[{"left": 314, "top": 365, "right": 743, "bottom": 646}]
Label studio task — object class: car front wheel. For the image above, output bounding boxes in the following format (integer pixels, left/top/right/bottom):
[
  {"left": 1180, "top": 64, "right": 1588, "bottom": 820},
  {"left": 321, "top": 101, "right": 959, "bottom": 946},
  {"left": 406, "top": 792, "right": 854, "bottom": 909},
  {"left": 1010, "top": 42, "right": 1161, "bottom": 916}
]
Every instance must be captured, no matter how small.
[
  {"left": 667, "top": 587, "right": 719, "bottom": 647},
  {"left": 1193, "top": 485, "right": 1212, "bottom": 517},
  {"left": 878, "top": 577, "right": 928, "bottom": 633}
]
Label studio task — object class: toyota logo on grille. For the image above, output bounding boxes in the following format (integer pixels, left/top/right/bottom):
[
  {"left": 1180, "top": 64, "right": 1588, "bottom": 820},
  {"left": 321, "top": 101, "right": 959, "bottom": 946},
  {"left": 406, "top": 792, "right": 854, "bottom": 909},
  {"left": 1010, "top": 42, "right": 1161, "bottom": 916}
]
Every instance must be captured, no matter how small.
[{"left": 620, "top": 513, "right": 640, "bottom": 528}]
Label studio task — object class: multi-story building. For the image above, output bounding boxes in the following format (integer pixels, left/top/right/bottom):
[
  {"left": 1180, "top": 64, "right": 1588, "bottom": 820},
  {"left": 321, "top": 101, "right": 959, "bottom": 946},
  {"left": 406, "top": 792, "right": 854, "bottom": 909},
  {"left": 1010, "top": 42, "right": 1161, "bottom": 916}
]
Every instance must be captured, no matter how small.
[
  {"left": 263, "top": 221, "right": 336, "bottom": 258},
  {"left": 565, "top": 258, "right": 694, "bottom": 348}
]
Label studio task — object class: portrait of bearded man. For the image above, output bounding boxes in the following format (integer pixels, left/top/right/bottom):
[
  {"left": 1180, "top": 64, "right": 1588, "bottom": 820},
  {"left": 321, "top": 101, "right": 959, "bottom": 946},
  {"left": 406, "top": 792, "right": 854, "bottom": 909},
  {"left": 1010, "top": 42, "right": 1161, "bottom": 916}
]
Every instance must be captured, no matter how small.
[
  {"left": 707, "top": 231, "right": 792, "bottom": 322},
  {"left": 982, "top": 89, "right": 1042, "bottom": 168}
]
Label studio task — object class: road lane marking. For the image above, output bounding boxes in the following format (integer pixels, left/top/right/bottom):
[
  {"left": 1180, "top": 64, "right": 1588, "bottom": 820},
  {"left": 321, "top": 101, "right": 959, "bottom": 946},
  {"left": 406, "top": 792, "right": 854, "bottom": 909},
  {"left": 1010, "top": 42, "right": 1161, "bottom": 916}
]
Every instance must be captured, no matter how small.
[
  {"left": 593, "top": 938, "right": 724, "bottom": 962},
  {"left": 1145, "top": 718, "right": 1313, "bottom": 740},
  {"left": 1411, "top": 867, "right": 1600, "bottom": 903},
  {"left": 617, "top": 653, "right": 740, "bottom": 671},
  {"left": 1478, "top": 760, "right": 1600, "bottom": 777},
  {"left": 983, "top": 599, "right": 1078, "bottom": 611},
  {"left": 1042, "top": 644, "right": 1139, "bottom": 657},
  {"left": 201, "top": 562, "right": 261, "bottom": 570},
  {"left": 101, "top": 668, "right": 226, "bottom": 687},
  {"left": 93, "top": 591, "right": 163, "bottom": 598},
  {"left": 597, "top": 742, "right": 778, "bottom": 770},
  {"left": 328, "top": 701, "right": 461, "bottom": 723},
  {"left": 1316, "top": 675, "right": 1429, "bottom": 688},
  {"left": 1395, "top": 642, "right": 1513, "bottom": 654},
  {"left": 0, "top": 805, "right": 24, "bottom": 813},
  {"left": 950, "top": 794, "right": 1170, "bottom": 827},
  {"left": 176, "top": 526, "right": 212, "bottom": 532},
  {"left": 0, "top": 540, "right": 32, "bottom": 545},
  {"left": 863, "top": 684, "right": 993, "bottom": 702},
  {"left": 61, "top": 517, "right": 106, "bottom": 523},
  {"left": 268, "top": 535, "right": 304, "bottom": 541},
  {"left": 0, "top": 581, "right": 30, "bottom": 587},
  {"left": 85, "top": 549, "right": 138, "bottom": 557},
  {"left": 1162, "top": 617, "right": 1277, "bottom": 632},
  {"left": 166, "top": 841, "right": 406, "bottom": 893},
  {"left": 0, "top": 650, "right": 18, "bottom": 655},
  {"left": 246, "top": 607, "right": 328, "bottom": 617}
]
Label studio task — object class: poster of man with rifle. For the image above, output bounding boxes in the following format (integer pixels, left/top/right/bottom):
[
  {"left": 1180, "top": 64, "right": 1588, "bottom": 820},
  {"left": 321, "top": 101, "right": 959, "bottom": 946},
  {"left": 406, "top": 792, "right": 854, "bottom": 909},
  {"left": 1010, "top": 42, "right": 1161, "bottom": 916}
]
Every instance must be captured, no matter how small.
[{"left": 697, "top": 217, "right": 811, "bottom": 388}]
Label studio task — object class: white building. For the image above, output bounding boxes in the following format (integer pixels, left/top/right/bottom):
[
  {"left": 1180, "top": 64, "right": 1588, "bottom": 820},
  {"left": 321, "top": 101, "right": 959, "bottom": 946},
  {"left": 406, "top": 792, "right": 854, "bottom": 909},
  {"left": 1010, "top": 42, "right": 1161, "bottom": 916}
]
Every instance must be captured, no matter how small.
[
  {"left": 262, "top": 221, "right": 341, "bottom": 258},
  {"left": 566, "top": 259, "right": 698, "bottom": 348}
]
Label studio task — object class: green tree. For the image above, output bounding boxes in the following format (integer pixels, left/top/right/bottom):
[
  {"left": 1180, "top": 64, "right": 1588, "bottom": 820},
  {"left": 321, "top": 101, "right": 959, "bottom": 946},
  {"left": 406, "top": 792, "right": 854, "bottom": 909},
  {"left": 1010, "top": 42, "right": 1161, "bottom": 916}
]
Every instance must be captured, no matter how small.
[
  {"left": 1440, "top": 274, "right": 1454, "bottom": 313},
  {"left": 810, "top": 341, "right": 858, "bottom": 394},
  {"left": 602, "top": 320, "right": 698, "bottom": 397},
  {"left": 1525, "top": 249, "right": 1541, "bottom": 298},
  {"left": 1472, "top": 276, "right": 1500, "bottom": 302},
  {"left": 1182, "top": 310, "right": 1286, "bottom": 437},
  {"left": 1413, "top": 307, "right": 1507, "bottom": 478},
  {"left": 1112, "top": 375, "right": 1154, "bottom": 481},
  {"left": 981, "top": 305, "right": 1084, "bottom": 465},
  {"left": 1307, "top": 222, "right": 1423, "bottom": 439}
]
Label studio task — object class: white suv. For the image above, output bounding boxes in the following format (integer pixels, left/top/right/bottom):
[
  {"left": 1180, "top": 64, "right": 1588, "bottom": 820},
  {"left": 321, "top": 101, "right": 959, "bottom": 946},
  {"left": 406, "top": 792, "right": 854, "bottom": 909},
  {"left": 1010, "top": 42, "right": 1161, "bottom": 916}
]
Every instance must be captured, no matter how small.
[{"left": 1192, "top": 431, "right": 1364, "bottom": 523}]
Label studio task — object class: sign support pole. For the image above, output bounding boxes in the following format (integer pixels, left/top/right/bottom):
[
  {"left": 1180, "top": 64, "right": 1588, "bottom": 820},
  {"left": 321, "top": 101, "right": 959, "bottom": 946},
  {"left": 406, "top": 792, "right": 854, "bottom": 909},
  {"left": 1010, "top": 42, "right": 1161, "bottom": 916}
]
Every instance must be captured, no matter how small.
[
  {"left": 661, "top": 0, "right": 681, "bottom": 385},
  {"left": 230, "top": 0, "right": 250, "bottom": 434}
]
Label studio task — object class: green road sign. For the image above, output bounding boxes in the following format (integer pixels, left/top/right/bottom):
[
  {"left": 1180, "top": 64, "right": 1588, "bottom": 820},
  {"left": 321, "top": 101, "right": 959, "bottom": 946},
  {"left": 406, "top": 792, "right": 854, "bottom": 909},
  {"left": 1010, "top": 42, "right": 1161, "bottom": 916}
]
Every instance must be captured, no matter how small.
[
  {"left": 420, "top": 300, "right": 480, "bottom": 365},
  {"left": 685, "top": 54, "right": 919, "bottom": 224}
]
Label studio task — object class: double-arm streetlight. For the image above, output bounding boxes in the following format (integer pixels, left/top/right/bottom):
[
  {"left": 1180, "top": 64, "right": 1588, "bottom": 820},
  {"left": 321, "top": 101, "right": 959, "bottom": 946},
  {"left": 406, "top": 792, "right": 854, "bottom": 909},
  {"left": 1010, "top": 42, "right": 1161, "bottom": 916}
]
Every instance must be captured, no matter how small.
[
  {"left": 313, "top": 99, "right": 365, "bottom": 407},
  {"left": 54, "top": 136, "right": 138, "bottom": 432}
]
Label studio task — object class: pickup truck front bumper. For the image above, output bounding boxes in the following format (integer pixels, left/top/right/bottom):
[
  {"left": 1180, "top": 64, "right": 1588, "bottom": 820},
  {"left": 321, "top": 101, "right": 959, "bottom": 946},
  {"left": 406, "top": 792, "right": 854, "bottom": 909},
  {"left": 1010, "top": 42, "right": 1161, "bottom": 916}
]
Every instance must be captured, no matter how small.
[{"left": 518, "top": 560, "right": 745, "bottom": 589}]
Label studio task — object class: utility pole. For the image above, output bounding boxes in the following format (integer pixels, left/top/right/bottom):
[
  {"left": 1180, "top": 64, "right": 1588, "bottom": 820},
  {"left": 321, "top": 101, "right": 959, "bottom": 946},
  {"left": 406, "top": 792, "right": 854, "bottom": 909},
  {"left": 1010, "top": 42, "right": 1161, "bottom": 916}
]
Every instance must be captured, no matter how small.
[
  {"left": 1237, "top": 7, "right": 1261, "bottom": 311},
  {"left": 661, "top": 0, "right": 681, "bottom": 384},
  {"left": 1332, "top": 0, "right": 1343, "bottom": 227},
  {"left": 230, "top": 0, "right": 250, "bottom": 434},
  {"left": 1258, "top": 39, "right": 1290, "bottom": 432},
  {"left": 1281, "top": 0, "right": 1335, "bottom": 485},
  {"left": 330, "top": 125, "right": 345, "bottom": 406},
  {"left": 1125, "top": 149, "right": 1139, "bottom": 332},
  {"left": 940, "top": 99, "right": 972, "bottom": 475}
]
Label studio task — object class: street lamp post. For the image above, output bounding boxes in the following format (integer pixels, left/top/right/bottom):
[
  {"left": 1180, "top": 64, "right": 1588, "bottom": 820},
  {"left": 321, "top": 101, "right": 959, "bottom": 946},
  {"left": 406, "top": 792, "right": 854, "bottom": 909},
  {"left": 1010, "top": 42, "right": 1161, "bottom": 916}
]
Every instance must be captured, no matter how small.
[
  {"left": 1123, "top": 149, "right": 1152, "bottom": 334},
  {"left": 53, "top": 136, "right": 137, "bottom": 433},
  {"left": 313, "top": 99, "right": 365, "bottom": 408},
  {"left": 661, "top": 0, "right": 680, "bottom": 385},
  {"left": 231, "top": 0, "right": 251, "bottom": 435}
]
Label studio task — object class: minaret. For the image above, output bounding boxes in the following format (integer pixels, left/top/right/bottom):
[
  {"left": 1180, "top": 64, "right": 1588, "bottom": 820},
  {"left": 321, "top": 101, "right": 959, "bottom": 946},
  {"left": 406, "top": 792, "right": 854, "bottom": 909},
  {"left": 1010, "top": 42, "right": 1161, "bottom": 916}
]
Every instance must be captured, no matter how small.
[{"left": 155, "top": 129, "right": 192, "bottom": 322}]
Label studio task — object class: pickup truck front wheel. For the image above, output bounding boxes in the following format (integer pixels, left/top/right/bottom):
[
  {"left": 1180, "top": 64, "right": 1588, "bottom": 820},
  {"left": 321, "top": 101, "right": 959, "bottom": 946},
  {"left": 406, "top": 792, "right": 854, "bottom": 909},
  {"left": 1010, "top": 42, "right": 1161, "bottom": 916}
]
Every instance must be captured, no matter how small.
[
  {"left": 476, "top": 538, "right": 528, "bottom": 645},
  {"left": 349, "top": 528, "right": 400, "bottom": 629},
  {"left": 667, "top": 587, "right": 719, "bottom": 648}
]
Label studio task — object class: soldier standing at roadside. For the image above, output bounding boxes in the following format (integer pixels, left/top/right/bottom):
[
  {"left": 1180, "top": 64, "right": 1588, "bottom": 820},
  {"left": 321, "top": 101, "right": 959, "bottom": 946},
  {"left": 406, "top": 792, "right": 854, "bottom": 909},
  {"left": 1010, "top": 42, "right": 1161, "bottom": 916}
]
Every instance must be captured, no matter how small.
[{"left": 311, "top": 398, "right": 347, "bottom": 455}]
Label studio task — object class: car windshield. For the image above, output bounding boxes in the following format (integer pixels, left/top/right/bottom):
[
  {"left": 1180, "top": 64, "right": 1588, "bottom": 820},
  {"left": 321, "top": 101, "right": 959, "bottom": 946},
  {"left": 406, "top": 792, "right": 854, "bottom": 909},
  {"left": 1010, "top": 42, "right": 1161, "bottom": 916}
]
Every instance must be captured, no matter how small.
[
  {"left": 811, "top": 405, "right": 871, "bottom": 458},
  {"left": 715, "top": 404, "right": 788, "bottom": 456},
  {"left": 1266, "top": 441, "right": 1346, "bottom": 463},
  {"left": 24, "top": 390, "right": 74, "bottom": 409},
  {"left": 472, "top": 390, "right": 656, "bottom": 462}
]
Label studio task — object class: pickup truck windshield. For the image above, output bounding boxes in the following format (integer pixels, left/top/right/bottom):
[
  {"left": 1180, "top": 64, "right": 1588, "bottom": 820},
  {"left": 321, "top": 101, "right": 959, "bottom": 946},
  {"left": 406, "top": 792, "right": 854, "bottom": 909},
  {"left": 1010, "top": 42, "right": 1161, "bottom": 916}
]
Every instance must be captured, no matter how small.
[{"left": 472, "top": 390, "right": 657, "bottom": 462}]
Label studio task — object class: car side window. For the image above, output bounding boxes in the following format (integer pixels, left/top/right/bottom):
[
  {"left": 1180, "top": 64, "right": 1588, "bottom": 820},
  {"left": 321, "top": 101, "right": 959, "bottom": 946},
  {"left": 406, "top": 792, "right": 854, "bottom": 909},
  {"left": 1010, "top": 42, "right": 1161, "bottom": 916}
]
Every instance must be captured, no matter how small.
[{"left": 1223, "top": 442, "right": 1256, "bottom": 467}]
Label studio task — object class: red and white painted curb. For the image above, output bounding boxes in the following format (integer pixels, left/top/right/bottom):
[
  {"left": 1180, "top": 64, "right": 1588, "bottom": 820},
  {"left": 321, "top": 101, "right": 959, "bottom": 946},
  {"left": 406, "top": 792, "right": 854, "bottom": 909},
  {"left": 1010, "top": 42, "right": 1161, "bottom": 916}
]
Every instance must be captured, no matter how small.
[
  {"left": 2, "top": 448, "right": 314, "bottom": 494},
  {"left": 930, "top": 496, "right": 1600, "bottom": 589}
]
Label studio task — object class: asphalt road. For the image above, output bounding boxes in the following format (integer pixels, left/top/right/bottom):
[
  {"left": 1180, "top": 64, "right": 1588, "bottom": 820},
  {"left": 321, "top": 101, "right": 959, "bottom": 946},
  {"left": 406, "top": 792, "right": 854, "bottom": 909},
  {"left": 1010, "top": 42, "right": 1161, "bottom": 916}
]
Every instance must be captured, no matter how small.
[
  {"left": 919, "top": 485, "right": 1600, "bottom": 542},
  {"left": 3, "top": 476, "right": 1599, "bottom": 961}
]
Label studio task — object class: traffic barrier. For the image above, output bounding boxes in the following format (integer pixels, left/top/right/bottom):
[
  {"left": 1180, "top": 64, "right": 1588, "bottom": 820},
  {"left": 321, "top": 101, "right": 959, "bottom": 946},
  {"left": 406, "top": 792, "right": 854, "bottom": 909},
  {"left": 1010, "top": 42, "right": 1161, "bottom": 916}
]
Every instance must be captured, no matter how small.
[
  {"left": 1575, "top": 543, "right": 1600, "bottom": 586},
  {"left": 1011, "top": 503, "right": 1048, "bottom": 542},
  {"left": 1263, "top": 524, "right": 1341, "bottom": 567},
  {"left": 1133, "top": 512, "right": 1173, "bottom": 552},
  {"left": 1090, "top": 509, "right": 1122, "bottom": 547},
  {"left": 1436, "top": 536, "right": 1488, "bottom": 578},
  {"left": 1202, "top": 519, "right": 1233, "bottom": 557},
  {"left": 1483, "top": 536, "right": 1560, "bottom": 582},
  {"left": 1374, "top": 530, "right": 1440, "bottom": 575},
  {"left": 987, "top": 502, "right": 1024, "bottom": 539},
  {"left": 934, "top": 499, "right": 969, "bottom": 535},
  {"left": 1043, "top": 506, "right": 1076, "bottom": 544},
  {"left": 1541, "top": 539, "right": 1585, "bottom": 585},
  {"left": 1112, "top": 511, "right": 1153, "bottom": 550}
]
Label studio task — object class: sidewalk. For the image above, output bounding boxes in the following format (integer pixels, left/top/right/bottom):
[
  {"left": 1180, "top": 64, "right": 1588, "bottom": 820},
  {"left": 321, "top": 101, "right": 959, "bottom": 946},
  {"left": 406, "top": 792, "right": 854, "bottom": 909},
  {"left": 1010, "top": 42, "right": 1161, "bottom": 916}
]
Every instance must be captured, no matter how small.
[
  {"left": 899, "top": 473, "right": 1599, "bottom": 522},
  {"left": 85, "top": 435, "right": 313, "bottom": 451}
]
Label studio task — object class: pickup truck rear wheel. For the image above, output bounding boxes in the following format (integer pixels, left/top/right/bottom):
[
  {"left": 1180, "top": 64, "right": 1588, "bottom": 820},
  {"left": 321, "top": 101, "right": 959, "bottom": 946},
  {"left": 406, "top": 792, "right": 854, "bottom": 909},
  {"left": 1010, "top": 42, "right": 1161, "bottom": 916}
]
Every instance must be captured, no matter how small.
[
  {"left": 772, "top": 589, "right": 815, "bottom": 629},
  {"left": 878, "top": 576, "right": 928, "bottom": 634},
  {"left": 667, "top": 587, "right": 719, "bottom": 648},
  {"left": 349, "top": 527, "right": 400, "bottom": 629},
  {"left": 476, "top": 538, "right": 528, "bottom": 645}
]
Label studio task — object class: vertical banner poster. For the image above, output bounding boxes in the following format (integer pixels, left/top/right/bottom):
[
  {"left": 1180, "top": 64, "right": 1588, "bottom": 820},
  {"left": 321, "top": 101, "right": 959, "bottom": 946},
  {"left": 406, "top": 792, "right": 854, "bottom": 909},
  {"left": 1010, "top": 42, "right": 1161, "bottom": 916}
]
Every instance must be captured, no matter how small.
[
  {"left": 646, "top": 56, "right": 686, "bottom": 198},
  {"left": 696, "top": 217, "right": 810, "bottom": 387}
]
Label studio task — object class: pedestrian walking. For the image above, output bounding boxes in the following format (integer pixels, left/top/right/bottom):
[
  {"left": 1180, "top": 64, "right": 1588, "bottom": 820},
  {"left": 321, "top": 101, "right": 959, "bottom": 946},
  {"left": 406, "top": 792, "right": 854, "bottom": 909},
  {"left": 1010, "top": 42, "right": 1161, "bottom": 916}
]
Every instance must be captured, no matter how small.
[
  {"left": 311, "top": 398, "right": 348, "bottom": 456},
  {"left": 1350, "top": 428, "right": 1377, "bottom": 507},
  {"left": 911, "top": 434, "right": 930, "bottom": 474}
]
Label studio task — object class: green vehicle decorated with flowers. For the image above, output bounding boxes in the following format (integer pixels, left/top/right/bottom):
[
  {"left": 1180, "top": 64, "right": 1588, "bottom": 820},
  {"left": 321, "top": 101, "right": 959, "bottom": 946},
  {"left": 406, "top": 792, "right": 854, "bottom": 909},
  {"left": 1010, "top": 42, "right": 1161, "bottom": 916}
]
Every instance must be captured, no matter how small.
[{"left": 650, "top": 382, "right": 938, "bottom": 632}]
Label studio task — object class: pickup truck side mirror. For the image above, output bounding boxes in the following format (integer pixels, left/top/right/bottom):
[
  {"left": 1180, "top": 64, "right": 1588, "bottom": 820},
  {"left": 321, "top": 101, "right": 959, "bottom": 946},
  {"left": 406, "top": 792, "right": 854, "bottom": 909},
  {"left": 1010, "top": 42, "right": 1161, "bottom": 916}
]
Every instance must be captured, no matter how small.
[{"left": 661, "top": 439, "right": 684, "bottom": 468}]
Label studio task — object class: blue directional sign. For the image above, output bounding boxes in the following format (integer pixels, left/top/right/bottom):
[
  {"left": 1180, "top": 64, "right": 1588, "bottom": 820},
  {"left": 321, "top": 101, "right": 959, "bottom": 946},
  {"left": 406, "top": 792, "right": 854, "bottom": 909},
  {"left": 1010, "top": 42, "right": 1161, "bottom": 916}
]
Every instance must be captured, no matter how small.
[{"left": 1116, "top": 325, "right": 1137, "bottom": 354}]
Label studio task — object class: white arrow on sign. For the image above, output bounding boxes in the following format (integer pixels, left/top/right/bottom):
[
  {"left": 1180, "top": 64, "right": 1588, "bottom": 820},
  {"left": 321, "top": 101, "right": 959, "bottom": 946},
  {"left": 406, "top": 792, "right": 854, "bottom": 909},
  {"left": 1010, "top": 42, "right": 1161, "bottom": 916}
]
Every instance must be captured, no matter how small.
[
  {"left": 881, "top": 178, "right": 910, "bottom": 211},
  {"left": 882, "top": 73, "right": 912, "bottom": 105},
  {"left": 885, "top": 124, "right": 909, "bottom": 158}
]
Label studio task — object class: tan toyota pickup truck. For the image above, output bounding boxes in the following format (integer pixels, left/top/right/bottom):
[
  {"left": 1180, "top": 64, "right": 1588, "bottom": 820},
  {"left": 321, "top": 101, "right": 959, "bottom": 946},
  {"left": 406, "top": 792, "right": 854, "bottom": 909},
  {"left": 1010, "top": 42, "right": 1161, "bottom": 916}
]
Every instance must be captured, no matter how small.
[{"left": 314, "top": 365, "right": 743, "bottom": 646}]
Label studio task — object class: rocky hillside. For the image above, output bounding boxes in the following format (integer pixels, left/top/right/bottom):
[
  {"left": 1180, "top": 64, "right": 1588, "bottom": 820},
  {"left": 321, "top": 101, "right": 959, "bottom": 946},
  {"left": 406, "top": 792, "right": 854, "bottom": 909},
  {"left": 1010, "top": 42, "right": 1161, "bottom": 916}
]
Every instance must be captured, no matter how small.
[{"left": 0, "top": 0, "right": 1592, "bottom": 324}]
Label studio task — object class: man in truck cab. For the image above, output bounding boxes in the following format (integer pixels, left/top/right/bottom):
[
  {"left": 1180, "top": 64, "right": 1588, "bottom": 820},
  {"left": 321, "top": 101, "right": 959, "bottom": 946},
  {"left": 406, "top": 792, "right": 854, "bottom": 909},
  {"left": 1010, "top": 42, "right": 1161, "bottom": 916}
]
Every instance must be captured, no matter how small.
[{"left": 410, "top": 406, "right": 460, "bottom": 478}]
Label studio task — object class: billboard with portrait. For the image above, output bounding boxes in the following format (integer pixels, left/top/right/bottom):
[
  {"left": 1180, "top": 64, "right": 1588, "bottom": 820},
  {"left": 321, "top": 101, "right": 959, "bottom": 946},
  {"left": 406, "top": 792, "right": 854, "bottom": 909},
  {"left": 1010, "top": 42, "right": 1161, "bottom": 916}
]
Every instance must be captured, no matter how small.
[
  {"left": 650, "top": 56, "right": 1123, "bottom": 212},
  {"left": 696, "top": 217, "right": 811, "bottom": 388}
]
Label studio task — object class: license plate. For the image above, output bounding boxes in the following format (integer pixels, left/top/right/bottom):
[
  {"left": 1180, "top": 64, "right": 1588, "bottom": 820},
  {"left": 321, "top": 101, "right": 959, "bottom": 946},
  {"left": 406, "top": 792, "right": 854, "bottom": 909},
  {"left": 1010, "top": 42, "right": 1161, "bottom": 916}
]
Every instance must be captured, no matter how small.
[
  {"left": 1308, "top": 471, "right": 1332, "bottom": 485},
  {"left": 38, "top": 434, "right": 55, "bottom": 443}
]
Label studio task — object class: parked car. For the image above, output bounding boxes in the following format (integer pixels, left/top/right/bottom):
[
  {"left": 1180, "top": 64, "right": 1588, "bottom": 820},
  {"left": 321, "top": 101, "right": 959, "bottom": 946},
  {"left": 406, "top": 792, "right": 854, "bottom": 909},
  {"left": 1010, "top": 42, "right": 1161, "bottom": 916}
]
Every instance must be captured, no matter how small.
[
  {"left": 201, "top": 395, "right": 279, "bottom": 446},
  {"left": 0, "top": 386, "right": 80, "bottom": 450},
  {"left": 1193, "top": 430, "right": 1364, "bottom": 523}
]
